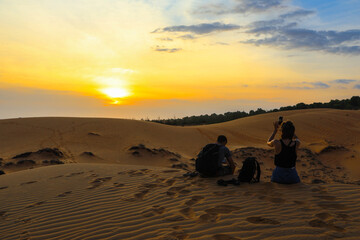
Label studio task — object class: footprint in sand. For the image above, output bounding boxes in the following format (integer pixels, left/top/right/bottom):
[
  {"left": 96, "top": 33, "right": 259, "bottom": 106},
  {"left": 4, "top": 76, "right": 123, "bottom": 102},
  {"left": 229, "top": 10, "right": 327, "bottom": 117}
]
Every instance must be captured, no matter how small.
[
  {"left": 0, "top": 186, "right": 8, "bottom": 190},
  {"left": 88, "top": 173, "right": 99, "bottom": 178},
  {"left": 317, "top": 202, "right": 347, "bottom": 210},
  {"left": 160, "top": 228, "right": 188, "bottom": 240},
  {"left": 57, "top": 191, "right": 72, "bottom": 197},
  {"left": 162, "top": 169, "right": 180, "bottom": 173},
  {"left": 213, "top": 191, "right": 236, "bottom": 197},
  {"left": 179, "top": 189, "right": 192, "bottom": 195},
  {"left": 20, "top": 181, "right": 37, "bottom": 186},
  {"left": 269, "top": 197, "right": 285, "bottom": 204},
  {"left": 309, "top": 219, "right": 345, "bottom": 232},
  {"left": 142, "top": 183, "right": 159, "bottom": 189},
  {"left": 164, "top": 215, "right": 186, "bottom": 222},
  {"left": 0, "top": 211, "right": 7, "bottom": 219},
  {"left": 134, "top": 189, "right": 150, "bottom": 200},
  {"left": 87, "top": 177, "right": 112, "bottom": 189},
  {"left": 49, "top": 175, "right": 63, "bottom": 179},
  {"left": 198, "top": 213, "right": 219, "bottom": 223},
  {"left": 313, "top": 195, "right": 337, "bottom": 201},
  {"left": 15, "top": 217, "right": 32, "bottom": 224},
  {"left": 113, "top": 183, "right": 125, "bottom": 187},
  {"left": 179, "top": 207, "right": 195, "bottom": 219},
  {"left": 142, "top": 205, "right": 166, "bottom": 217},
  {"left": 20, "top": 230, "right": 30, "bottom": 240},
  {"left": 205, "top": 205, "right": 241, "bottom": 215},
  {"left": 185, "top": 196, "right": 204, "bottom": 206},
  {"left": 315, "top": 212, "right": 333, "bottom": 220},
  {"left": 257, "top": 195, "right": 266, "bottom": 200},
  {"left": 294, "top": 200, "right": 306, "bottom": 206},
  {"left": 246, "top": 217, "right": 280, "bottom": 225},
  {"left": 66, "top": 172, "right": 84, "bottom": 177},
  {"left": 126, "top": 170, "right": 145, "bottom": 177},
  {"left": 243, "top": 191, "right": 254, "bottom": 196},
  {"left": 25, "top": 201, "right": 46, "bottom": 208},
  {"left": 165, "top": 179, "right": 176, "bottom": 186},
  {"left": 212, "top": 234, "right": 241, "bottom": 240},
  {"left": 311, "top": 186, "right": 328, "bottom": 194},
  {"left": 336, "top": 213, "right": 350, "bottom": 220},
  {"left": 166, "top": 185, "right": 188, "bottom": 197}
]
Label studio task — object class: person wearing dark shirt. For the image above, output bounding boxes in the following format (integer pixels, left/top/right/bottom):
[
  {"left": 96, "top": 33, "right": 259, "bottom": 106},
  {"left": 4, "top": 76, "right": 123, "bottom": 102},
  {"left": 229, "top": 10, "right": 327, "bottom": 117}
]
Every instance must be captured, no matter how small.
[
  {"left": 267, "top": 120, "right": 301, "bottom": 184},
  {"left": 216, "top": 135, "right": 236, "bottom": 176}
]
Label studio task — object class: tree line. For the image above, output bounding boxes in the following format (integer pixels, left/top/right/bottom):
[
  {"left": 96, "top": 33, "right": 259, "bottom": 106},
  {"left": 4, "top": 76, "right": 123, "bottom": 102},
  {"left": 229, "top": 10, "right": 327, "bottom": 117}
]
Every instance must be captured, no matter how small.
[{"left": 147, "top": 96, "right": 360, "bottom": 126}]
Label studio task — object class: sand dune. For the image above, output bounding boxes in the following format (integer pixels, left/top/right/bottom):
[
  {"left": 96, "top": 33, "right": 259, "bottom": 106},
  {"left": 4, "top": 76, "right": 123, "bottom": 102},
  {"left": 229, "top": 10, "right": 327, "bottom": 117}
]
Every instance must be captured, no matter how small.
[
  {"left": 1, "top": 164, "right": 360, "bottom": 239},
  {"left": 0, "top": 109, "right": 359, "bottom": 176},
  {"left": 1, "top": 109, "right": 360, "bottom": 239}
]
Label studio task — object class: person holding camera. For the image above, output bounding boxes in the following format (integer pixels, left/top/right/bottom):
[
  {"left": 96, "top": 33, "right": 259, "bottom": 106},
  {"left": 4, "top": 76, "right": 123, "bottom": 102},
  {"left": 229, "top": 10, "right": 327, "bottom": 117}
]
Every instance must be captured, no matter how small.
[{"left": 267, "top": 118, "right": 301, "bottom": 184}]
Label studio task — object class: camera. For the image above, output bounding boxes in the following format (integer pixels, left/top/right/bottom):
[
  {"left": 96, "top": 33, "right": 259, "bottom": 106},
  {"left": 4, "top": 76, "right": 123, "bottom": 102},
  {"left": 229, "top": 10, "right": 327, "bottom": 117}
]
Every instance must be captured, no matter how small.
[{"left": 278, "top": 116, "right": 283, "bottom": 124}]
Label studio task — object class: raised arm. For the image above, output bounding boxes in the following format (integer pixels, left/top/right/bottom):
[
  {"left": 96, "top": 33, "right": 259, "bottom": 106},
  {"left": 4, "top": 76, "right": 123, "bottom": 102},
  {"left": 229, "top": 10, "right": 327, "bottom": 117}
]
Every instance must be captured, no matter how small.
[
  {"left": 267, "top": 121, "right": 279, "bottom": 147},
  {"left": 293, "top": 134, "right": 301, "bottom": 149}
]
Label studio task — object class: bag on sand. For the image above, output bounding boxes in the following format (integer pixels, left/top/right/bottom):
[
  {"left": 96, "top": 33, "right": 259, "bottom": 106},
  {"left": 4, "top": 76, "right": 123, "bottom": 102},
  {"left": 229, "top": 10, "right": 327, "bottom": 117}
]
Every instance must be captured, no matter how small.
[
  {"left": 195, "top": 144, "right": 220, "bottom": 177},
  {"left": 217, "top": 157, "right": 261, "bottom": 186},
  {"left": 238, "top": 157, "right": 261, "bottom": 183}
]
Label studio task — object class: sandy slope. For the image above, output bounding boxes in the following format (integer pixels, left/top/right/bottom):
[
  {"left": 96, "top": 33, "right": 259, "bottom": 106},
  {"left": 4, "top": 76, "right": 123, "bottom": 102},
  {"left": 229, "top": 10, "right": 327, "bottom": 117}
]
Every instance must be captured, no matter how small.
[
  {"left": 1, "top": 109, "right": 360, "bottom": 239},
  {"left": 0, "top": 109, "right": 359, "bottom": 176}
]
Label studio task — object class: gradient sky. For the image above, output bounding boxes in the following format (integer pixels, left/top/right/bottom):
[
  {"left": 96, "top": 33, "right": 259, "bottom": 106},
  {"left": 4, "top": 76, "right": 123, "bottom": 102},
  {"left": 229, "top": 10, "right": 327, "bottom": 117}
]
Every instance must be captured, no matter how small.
[{"left": 1, "top": 0, "right": 360, "bottom": 119}]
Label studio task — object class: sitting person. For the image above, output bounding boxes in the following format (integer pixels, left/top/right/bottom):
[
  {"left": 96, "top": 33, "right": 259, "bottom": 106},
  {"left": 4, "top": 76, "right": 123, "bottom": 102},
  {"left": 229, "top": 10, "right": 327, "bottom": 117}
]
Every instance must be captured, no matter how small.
[
  {"left": 267, "top": 120, "right": 301, "bottom": 184},
  {"left": 196, "top": 135, "right": 236, "bottom": 177}
]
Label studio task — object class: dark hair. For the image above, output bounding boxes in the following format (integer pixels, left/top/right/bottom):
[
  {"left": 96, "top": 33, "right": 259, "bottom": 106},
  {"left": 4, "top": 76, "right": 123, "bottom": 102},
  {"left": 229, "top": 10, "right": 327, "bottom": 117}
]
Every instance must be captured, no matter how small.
[
  {"left": 281, "top": 121, "right": 295, "bottom": 139},
  {"left": 217, "top": 135, "right": 227, "bottom": 144}
]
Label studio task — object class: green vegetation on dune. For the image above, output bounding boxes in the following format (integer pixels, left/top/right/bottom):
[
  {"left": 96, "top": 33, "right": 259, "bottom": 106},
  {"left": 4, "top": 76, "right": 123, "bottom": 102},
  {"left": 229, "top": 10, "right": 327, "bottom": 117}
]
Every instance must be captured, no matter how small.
[{"left": 149, "top": 96, "right": 360, "bottom": 126}]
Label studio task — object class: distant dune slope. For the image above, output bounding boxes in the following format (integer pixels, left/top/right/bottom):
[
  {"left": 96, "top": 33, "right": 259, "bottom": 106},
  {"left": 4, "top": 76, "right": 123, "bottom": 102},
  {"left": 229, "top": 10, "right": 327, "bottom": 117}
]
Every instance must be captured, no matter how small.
[{"left": 0, "top": 109, "right": 359, "bottom": 176}]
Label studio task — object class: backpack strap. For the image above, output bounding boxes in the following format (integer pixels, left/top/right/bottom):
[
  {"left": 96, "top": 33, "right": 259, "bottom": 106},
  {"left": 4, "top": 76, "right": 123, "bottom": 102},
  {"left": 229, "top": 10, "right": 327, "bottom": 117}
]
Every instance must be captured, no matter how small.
[
  {"left": 248, "top": 159, "right": 260, "bottom": 184},
  {"left": 254, "top": 159, "right": 261, "bottom": 183},
  {"left": 217, "top": 178, "right": 239, "bottom": 186}
]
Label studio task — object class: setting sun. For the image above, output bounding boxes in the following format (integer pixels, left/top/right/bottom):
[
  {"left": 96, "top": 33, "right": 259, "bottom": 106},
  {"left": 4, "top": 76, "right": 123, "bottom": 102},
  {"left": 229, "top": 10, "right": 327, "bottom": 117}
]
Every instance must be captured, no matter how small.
[
  {"left": 101, "top": 87, "right": 130, "bottom": 99},
  {"left": 100, "top": 87, "right": 131, "bottom": 104},
  {"left": 95, "top": 75, "right": 132, "bottom": 104}
]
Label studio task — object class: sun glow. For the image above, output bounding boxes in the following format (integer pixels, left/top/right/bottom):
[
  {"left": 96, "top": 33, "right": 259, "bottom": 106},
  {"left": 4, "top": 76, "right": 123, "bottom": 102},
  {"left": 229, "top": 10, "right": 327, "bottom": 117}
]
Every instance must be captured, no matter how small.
[
  {"left": 101, "top": 87, "right": 130, "bottom": 99},
  {"left": 99, "top": 87, "right": 131, "bottom": 104},
  {"left": 95, "top": 75, "right": 132, "bottom": 104}
]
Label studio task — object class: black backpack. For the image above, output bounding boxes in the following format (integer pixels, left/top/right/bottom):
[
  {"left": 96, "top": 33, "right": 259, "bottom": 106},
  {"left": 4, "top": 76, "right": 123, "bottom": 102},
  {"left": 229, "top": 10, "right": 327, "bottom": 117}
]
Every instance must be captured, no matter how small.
[
  {"left": 238, "top": 157, "right": 261, "bottom": 183},
  {"left": 217, "top": 157, "right": 261, "bottom": 186},
  {"left": 195, "top": 144, "right": 220, "bottom": 177}
]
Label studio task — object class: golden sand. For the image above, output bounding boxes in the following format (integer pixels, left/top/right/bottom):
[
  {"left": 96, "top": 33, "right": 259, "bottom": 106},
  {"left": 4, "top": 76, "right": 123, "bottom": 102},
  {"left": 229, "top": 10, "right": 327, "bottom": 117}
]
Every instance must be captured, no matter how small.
[{"left": 1, "top": 109, "right": 359, "bottom": 239}]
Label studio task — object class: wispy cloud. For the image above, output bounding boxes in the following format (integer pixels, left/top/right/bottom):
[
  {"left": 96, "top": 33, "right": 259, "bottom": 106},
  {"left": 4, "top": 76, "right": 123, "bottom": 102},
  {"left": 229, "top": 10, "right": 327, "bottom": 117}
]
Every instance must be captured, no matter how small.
[
  {"left": 178, "top": 34, "right": 196, "bottom": 40},
  {"left": 331, "top": 79, "right": 357, "bottom": 84},
  {"left": 152, "top": 22, "right": 241, "bottom": 35},
  {"left": 311, "top": 82, "right": 330, "bottom": 89},
  {"left": 215, "top": 42, "right": 229, "bottom": 45},
  {"left": 279, "top": 79, "right": 360, "bottom": 90},
  {"left": 242, "top": 25, "right": 360, "bottom": 55},
  {"left": 157, "top": 37, "right": 173, "bottom": 41},
  {"left": 283, "top": 81, "right": 330, "bottom": 90},
  {"left": 279, "top": 9, "right": 316, "bottom": 19},
  {"left": 194, "top": 0, "right": 284, "bottom": 15},
  {"left": 154, "top": 47, "right": 182, "bottom": 53}
]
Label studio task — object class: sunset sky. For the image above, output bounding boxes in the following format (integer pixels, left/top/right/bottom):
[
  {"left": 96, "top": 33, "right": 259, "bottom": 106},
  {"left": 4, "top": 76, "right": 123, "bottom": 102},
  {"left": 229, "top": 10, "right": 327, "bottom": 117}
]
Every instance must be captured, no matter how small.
[{"left": 1, "top": 0, "right": 360, "bottom": 119}]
